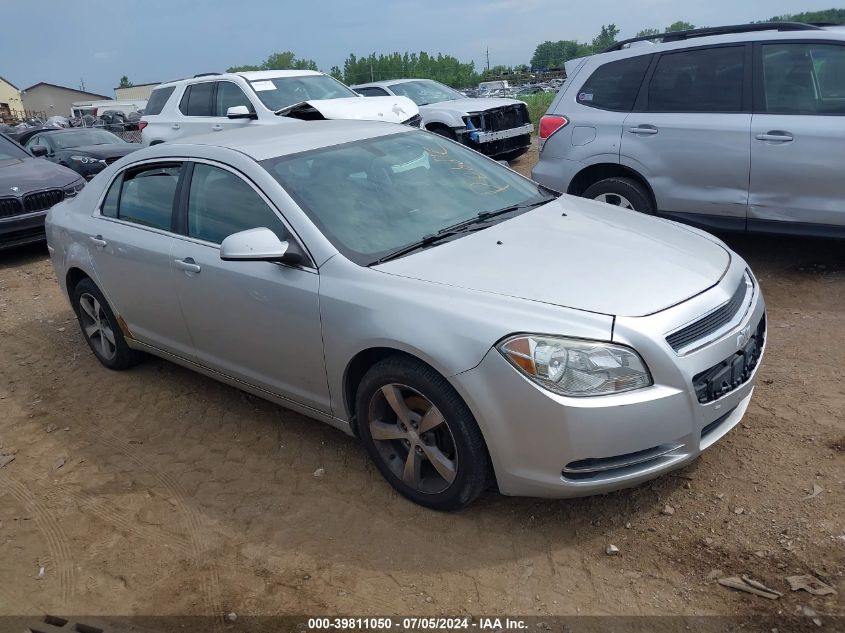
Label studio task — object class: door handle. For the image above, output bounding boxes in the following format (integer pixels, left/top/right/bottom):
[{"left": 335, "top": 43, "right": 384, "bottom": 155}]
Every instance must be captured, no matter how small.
[
  {"left": 627, "top": 126, "right": 658, "bottom": 135},
  {"left": 174, "top": 257, "right": 201, "bottom": 273},
  {"left": 211, "top": 124, "right": 223, "bottom": 132},
  {"left": 89, "top": 235, "right": 107, "bottom": 248},
  {"left": 171, "top": 123, "right": 180, "bottom": 130},
  {"left": 755, "top": 131, "right": 793, "bottom": 142}
]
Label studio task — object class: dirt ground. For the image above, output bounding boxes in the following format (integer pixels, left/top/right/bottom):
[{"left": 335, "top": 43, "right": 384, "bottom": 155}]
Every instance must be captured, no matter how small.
[{"left": 0, "top": 145, "right": 842, "bottom": 627}]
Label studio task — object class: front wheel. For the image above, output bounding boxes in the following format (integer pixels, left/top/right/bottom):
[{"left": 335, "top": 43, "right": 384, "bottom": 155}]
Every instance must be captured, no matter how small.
[
  {"left": 356, "top": 357, "right": 492, "bottom": 510},
  {"left": 582, "top": 177, "right": 654, "bottom": 214}
]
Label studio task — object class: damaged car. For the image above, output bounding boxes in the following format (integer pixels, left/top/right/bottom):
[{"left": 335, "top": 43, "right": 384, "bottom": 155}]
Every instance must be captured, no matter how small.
[
  {"left": 353, "top": 78, "right": 533, "bottom": 158},
  {"left": 140, "top": 70, "right": 420, "bottom": 146}
]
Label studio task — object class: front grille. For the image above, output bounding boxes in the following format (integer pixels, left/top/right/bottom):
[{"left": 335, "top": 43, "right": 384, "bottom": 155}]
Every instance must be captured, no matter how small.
[
  {"left": 403, "top": 114, "right": 422, "bottom": 128},
  {"left": 692, "top": 314, "right": 766, "bottom": 404},
  {"left": 466, "top": 104, "right": 531, "bottom": 133},
  {"left": 667, "top": 275, "right": 750, "bottom": 352},
  {"left": 0, "top": 197, "right": 23, "bottom": 218},
  {"left": 22, "top": 189, "right": 64, "bottom": 213}
]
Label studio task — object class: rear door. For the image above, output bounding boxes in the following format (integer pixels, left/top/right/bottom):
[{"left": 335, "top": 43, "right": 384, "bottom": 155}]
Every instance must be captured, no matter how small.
[
  {"left": 175, "top": 81, "right": 216, "bottom": 138},
  {"left": 88, "top": 162, "right": 194, "bottom": 356},
  {"left": 621, "top": 44, "right": 752, "bottom": 228},
  {"left": 749, "top": 40, "right": 845, "bottom": 230}
]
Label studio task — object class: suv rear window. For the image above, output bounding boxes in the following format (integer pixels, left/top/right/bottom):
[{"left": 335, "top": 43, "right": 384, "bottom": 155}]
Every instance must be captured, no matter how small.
[
  {"left": 576, "top": 55, "right": 651, "bottom": 111},
  {"left": 144, "top": 86, "right": 175, "bottom": 116},
  {"left": 648, "top": 46, "right": 744, "bottom": 113}
]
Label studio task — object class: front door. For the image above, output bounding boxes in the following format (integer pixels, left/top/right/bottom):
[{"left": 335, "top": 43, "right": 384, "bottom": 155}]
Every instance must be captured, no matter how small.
[
  {"left": 171, "top": 162, "right": 330, "bottom": 413},
  {"left": 621, "top": 44, "right": 751, "bottom": 227},
  {"left": 749, "top": 41, "right": 845, "bottom": 230}
]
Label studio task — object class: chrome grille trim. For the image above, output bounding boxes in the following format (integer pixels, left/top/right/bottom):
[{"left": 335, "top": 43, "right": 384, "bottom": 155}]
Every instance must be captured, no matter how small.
[{"left": 666, "top": 272, "right": 753, "bottom": 355}]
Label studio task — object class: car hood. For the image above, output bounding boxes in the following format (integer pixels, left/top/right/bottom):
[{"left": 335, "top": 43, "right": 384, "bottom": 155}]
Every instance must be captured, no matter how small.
[
  {"left": 421, "top": 97, "right": 524, "bottom": 114},
  {"left": 374, "top": 197, "right": 731, "bottom": 317},
  {"left": 0, "top": 157, "right": 80, "bottom": 192},
  {"left": 301, "top": 96, "right": 419, "bottom": 123},
  {"left": 58, "top": 143, "right": 140, "bottom": 159}
]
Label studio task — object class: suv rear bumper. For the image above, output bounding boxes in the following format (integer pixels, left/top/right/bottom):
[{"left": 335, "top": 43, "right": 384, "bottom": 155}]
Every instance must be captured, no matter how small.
[{"left": 531, "top": 156, "right": 584, "bottom": 192}]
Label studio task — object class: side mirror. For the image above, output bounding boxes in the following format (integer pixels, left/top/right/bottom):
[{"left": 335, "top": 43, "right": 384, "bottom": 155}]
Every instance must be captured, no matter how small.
[
  {"left": 227, "top": 105, "right": 257, "bottom": 120},
  {"left": 220, "top": 227, "right": 303, "bottom": 265},
  {"left": 31, "top": 146, "right": 49, "bottom": 157},
  {"left": 497, "top": 159, "right": 510, "bottom": 168}
]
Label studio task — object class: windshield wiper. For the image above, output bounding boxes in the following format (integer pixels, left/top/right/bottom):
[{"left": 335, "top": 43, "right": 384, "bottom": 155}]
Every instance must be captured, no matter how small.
[{"left": 370, "top": 194, "right": 558, "bottom": 265}]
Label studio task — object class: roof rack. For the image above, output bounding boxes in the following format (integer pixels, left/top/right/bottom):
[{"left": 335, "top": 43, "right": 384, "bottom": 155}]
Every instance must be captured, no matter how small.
[
  {"left": 193, "top": 72, "right": 222, "bottom": 78},
  {"left": 603, "top": 22, "right": 821, "bottom": 53}
]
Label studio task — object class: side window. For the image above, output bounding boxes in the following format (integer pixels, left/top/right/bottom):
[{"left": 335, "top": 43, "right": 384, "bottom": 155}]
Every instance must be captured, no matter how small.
[
  {"left": 186, "top": 163, "right": 288, "bottom": 244},
  {"left": 144, "top": 86, "right": 175, "bottom": 115},
  {"left": 357, "top": 87, "right": 389, "bottom": 97},
  {"left": 576, "top": 55, "right": 651, "bottom": 111},
  {"left": 214, "top": 81, "right": 254, "bottom": 116},
  {"left": 178, "top": 82, "right": 214, "bottom": 116},
  {"left": 117, "top": 163, "right": 181, "bottom": 230},
  {"left": 101, "top": 173, "right": 123, "bottom": 218},
  {"left": 762, "top": 43, "right": 845, "bottom": 114},
  {"left": 648, "top": 46, "right": 744, "bottom": 113}
]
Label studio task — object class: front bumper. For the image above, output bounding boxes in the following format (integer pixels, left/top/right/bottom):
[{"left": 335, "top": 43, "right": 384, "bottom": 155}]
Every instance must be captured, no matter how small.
[
  {"left": 453, "top": 263, "right": 766, "bottom": 498},
  {"left": 0, "top": 210, "right": 48, "bottom": 250}
]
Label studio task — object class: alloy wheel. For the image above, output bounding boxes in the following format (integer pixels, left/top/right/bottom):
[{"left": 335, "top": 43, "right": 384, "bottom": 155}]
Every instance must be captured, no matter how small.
[
  {"left": 78, "top": 292, "right": 117, "bottom": 361},
  {"left": 368, "top": 383, "right": 458, "bottom": 494},
  {"left": 594, "top": 193, "right": 635, "bottom": 209}
]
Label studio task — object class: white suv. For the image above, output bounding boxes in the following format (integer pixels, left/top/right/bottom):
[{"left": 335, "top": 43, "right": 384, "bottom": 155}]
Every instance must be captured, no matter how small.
[{"left": 140, "top": 70, "right": 420, "bottom": 146}]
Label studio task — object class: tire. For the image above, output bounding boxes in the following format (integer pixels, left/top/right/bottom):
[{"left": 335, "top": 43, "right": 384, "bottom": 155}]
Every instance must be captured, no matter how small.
[
  {"left": 71, "top": 277, "right": 144, "bottom": 370},
  {"left": 356, "top": 356, "right": 492, "bottom": 510},
  {"left": 582, "top": 177, "right": 654, "bottom": 214}
]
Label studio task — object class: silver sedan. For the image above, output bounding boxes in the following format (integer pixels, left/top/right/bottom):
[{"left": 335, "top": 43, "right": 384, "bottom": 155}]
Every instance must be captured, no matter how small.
[{"left": 46, "top": 121, "right": 766, "bottom": 510}]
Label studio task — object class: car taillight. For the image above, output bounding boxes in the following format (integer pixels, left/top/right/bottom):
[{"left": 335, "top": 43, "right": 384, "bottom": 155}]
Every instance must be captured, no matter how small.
[
  {"left": 539, "top": 115, "right": 569, "bottom": 140},
  {"left": 138, "top": 121, "right": 148, "bottom": 131}
]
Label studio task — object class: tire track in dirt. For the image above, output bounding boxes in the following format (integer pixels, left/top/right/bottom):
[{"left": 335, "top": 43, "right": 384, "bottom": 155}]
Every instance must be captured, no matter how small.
[
  {"left": 89, "top": 428, "right": 224, "bottom": 629},
  {"left": 0, "top": 471, "right": 75, "bottom": 609}
]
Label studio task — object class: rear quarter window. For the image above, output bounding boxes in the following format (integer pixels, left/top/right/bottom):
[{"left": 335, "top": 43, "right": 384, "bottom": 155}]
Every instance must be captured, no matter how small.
[
  {"left": 144, "top": 86, "right": 175, "bottom": 116},
  {"left": 576, "top": 55, "right": 651, "bottom": 111}
]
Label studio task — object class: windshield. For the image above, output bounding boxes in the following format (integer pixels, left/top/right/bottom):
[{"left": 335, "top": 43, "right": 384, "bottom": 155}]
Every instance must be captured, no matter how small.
[
  {"left": 50, "top": 130, "right": 124, "bottom": 149},
  {"left": 249, "top": 75, "right": 358, "bottom": 111},
  {"left": 388, "top": 80, "right": 464, "bottom": 105},
  {"left": 0, "top": 135, "right": 29, "bottom": 160},
  {"left": 262, "top": 131, "right": 547, "bottom": 265}
]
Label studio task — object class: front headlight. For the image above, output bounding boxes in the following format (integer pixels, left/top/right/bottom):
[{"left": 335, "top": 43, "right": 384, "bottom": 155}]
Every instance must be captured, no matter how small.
[
  {"left": 498, "top": 335, "right": 653, "bottom": 397},
  {"left": 63, "top": 179, "right": 85, "bottom": 197},
  {"left": 70, "top": 155, "right": 97, "bottom": 164}
]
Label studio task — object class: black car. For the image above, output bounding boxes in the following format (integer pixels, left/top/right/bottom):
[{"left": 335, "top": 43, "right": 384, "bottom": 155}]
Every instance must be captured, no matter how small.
[
  {"left": 0, "top": 133, "right": 83, "bottom": 249},
  {"left": 21, "top": 128, "right": 140, "bottom": 180}
]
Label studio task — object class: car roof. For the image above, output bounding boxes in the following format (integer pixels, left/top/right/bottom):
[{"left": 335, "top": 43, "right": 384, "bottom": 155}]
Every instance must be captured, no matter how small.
[
  {"left": 589, "top": 26, "right": 845, "bottom": 63},
  {"left": 156, "top": 69, "right": 324, "bottom": 89},
  {"left": 154, "top": 119, "right": 412, "bottom": 161}
]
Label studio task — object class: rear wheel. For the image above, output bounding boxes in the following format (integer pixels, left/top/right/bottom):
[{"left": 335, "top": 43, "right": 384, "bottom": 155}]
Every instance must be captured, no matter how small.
[
  {"left": 356, "top": 356, "right": 492, "bottom": 510},
  {"left": 583, "top": 177, "right": 654, "bottom": 214},
  {"left": 72, "top": 278, "right": 144, "bottom": 370}
]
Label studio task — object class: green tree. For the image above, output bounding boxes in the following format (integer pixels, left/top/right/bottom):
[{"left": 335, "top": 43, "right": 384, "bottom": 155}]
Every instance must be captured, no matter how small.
[
  {"left": 590, "top": 24, "right": 620, "bottom": 52},
  {"left": 530, "top": 40, "right": 589, "bottom": 70},
  {"left": 665, "top": 21, "right": 695, "bottom": 32},
  {"left": 765, "top": 9, "right": 845, "bottom": 24},
  {"left": 636, "top": 28, "right": 661, "bottom": 38},
  {"left": 227, "top": 51, "right": 318, "bottom": 73},
  {"left": 329, "top": 66, "right": 343, "bottom": 81},
  {"left": 118, "top": 75, "right": 133, "bottom": 88}
]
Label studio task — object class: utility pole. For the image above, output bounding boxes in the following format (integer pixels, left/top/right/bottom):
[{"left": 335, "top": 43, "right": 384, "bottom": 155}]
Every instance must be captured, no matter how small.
[
  {"left": 370, "top": 60, "right": 374, "bottom": 82},
  {"left": 486, "top": 47, "right": 490, "bottom": 72},
  {"left": 80, "top": 78, "right": 86, "bottom": 92}
]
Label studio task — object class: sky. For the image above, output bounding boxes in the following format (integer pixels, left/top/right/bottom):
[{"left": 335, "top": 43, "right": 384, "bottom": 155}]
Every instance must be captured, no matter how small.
[{"left": 0, "top": 0, "right": 827, "bottom": 96}]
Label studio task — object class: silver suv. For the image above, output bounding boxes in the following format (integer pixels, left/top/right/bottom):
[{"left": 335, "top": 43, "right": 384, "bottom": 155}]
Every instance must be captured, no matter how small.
[
  {"left": 140, "top": 70, "right": 420, "bottom": 146},
  {"left": 532, "top": 23, "right": 845, "bottom": 238}
]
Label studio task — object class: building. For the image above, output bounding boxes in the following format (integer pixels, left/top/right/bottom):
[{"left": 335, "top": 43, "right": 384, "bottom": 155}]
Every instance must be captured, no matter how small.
[
  {"left": 114, "top": 82, "right": 160, "bottom": 101},
  {"left": 21, "top": 82, "right": 111, "bottom": 118},
  {"left": 0, "top": 76, "right": 23, "bottom": 122}
]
